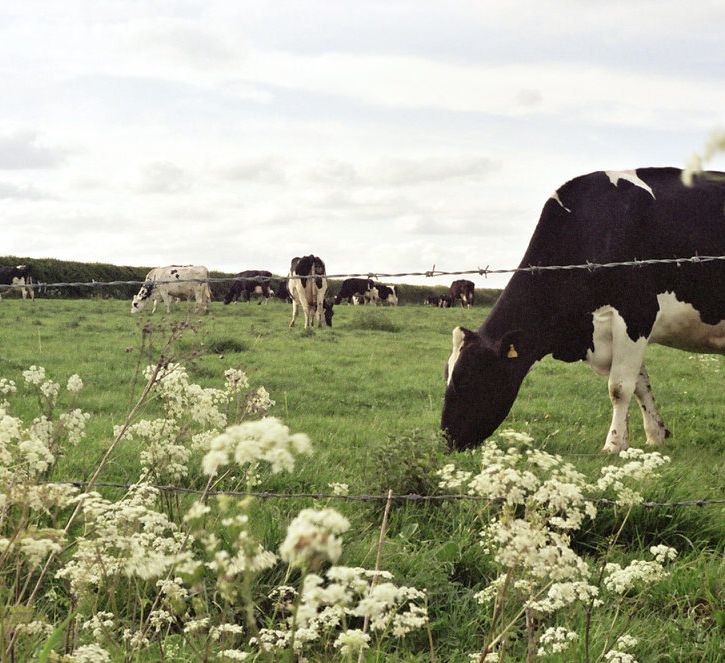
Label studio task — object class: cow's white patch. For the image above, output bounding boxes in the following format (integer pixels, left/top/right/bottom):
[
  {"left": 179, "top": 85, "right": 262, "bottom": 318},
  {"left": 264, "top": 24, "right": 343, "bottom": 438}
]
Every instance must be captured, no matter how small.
[
  {"left": 649, "top": 292, "right": 725, "bottom": 351},
  {"left": 550, "top": 191, "right": 571, "bottom": 212},
  {"left": 446, "top": 327, "right": 466, "bottom": 385},
  {"left": 605, "top": 170, "right": 655, "bottom": 199}
]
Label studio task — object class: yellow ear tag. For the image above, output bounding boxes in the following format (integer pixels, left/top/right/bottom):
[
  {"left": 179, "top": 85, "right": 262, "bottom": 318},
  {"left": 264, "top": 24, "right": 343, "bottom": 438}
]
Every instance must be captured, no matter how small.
[{"left": 507, "top": 344, "right": 518, "bottom": 359}]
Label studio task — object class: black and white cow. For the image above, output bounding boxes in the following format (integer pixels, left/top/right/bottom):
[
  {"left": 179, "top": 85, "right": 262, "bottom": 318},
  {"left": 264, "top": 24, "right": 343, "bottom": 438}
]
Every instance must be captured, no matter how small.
[
  {"left": 375, "top": 283, "right": 399, "bottom": 306},
  {"left": 224, "top": 270, "right": 273, "bottom": 305},
  {"left": 288, "top": 255, "right": 333, "bottom": 328},
  {"left": 424, "top": 295, "right": 440, "bottom": 306},
  {"left": 442, "top": 168, "right": 725, "bottom": 453},
  {"left": 0, "top": 265, "right": 35, "bottom": 300},
  {"left": 450, "top": 279, "right": 475, "bottom": 308},
  {"left": 335, "top": 278, "right": 377, "bottom": 305},
  {"left": 438, "top": 295, "right": 453, "bottom": 309},
  {"left": 131, "top": 265, "right": 211, "bottom": 314},
  {"left": 274, "top": 279, "right": 292, "bottom": 303}
]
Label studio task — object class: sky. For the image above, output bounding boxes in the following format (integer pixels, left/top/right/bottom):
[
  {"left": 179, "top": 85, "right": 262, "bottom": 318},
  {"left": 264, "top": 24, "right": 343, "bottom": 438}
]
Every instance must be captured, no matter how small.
[{"left": 2, "top": 1, "right": 724, "bottom": 288}]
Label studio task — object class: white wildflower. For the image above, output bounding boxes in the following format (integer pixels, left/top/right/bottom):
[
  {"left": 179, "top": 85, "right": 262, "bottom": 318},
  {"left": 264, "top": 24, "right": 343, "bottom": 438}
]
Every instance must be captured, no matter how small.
[
  {"left": 537, "top": 626, "right": 579, "bottom": 656},
  {"left": 245, "top": 386, "right": 275, "bottom": 415},
  {"left": 22, "top": 365, "right": 46, "bottom": 386},
  {"left": 0, "top": 379, "right": 16, "bottom": 395},
  {"left": 39, "top": 380, "right": 60, "bottom": 405},
  {"left": 224, "top": 368, "right": 249, "bottom": 392},
  {"left": 328, "top": 482, "right": 349, "bottom": 496},
  {"left": 67, "top": 643, "right": 111, "bottom": 663},
  {"left": 649, "top": 545, "right": 677, "bottom": 563},
  {"left": 603, "top": 560, "right": 667, "bottom": 594},
  {"left": 279, "top": 508, "right": 350, "bottom": 566},
  {"left": 66, "top": 374, "right": 84, "bottom": 393},
  {"left": 218, "top": 651, "right": 250, "bottom": 661},
  {"left": 334, "top": 629, "right": 370, "bottom": 656}
]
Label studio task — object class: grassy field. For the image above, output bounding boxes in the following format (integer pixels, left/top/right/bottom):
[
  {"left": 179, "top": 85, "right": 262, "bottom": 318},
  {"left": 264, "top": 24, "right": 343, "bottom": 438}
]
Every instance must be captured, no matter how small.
[{"left": 0, "top": 298, "right": 723, "bottom": 661}]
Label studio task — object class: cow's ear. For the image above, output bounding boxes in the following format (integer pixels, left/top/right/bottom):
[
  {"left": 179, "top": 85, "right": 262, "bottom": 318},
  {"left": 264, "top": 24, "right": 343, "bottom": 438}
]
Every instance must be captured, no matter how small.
[
  {"left": 451, "top": 326, "right": 478, "bottom": 351},
  {"left": 498, "top": 330, "right": 523, "bottom": 359}
]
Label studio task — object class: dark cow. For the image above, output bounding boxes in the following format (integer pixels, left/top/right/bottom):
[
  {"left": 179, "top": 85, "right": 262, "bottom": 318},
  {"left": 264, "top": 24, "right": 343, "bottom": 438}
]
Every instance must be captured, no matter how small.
[
  {"left": 450, "top": 279, "right": 475, "bottom": 308},
  {"left": 289, "top": 255, "right": 333, "bottom": 328},
  {"left": 375, "top": 283, "right": 399, "bottom": 306},
  {"left": 438, "top": 295, "right": 453, "bottom": 309},
  {"left": 442, "top": 167, "right": 725, "bottom": 453},
  {"left": 424, "top": 295, "right": 440, "bottom": 306},
  {"left": 0, "top": 265, "right": 35, "bottom": 300},
  {"left": 273, "top": 279, "right": 292, "bottom": 303},
  {"left": 335, "top": 278, "right": 377, "bottom": 305},
  {"left": 224, "top": 270, "right": 273, "bottom": 305}
]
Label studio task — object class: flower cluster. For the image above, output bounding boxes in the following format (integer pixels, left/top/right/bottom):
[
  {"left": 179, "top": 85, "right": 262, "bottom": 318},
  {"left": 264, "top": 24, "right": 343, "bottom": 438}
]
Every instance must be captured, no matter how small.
[
  {"left": 252, "top": 566, "right": 428, "bottom": 656},
  {"left": 439, "top": 432, "right": 675, "bottom": 660}
]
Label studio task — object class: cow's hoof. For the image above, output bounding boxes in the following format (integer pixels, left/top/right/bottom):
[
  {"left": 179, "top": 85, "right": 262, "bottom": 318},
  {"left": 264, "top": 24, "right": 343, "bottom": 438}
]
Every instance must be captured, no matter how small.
[{"left": 601, "top": 442, "right": 622, "bottom": 453}]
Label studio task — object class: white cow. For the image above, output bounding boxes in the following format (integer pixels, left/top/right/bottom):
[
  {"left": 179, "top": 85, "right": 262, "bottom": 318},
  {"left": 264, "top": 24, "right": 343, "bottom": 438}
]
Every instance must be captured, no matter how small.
[
  {"left": 288, "top": 255, "right": 332, "bottom": 329},
  {"left": 131, "top": 265, "right": 211, "bottom": 314}
]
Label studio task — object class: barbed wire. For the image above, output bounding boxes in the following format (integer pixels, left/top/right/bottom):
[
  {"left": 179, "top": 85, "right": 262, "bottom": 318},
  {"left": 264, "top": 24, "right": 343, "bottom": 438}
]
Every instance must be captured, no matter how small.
[
  {"left": 5, "top": 254, "right": 725, "bottom": 291},
  {"left": 47, "top": 481, "right": 725, "bottom": 508}
]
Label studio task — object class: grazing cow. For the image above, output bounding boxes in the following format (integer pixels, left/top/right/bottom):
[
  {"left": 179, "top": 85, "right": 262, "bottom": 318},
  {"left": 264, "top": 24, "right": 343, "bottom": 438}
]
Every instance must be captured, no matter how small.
[
  {"left": 131, "top": 265, "right": 211, "bottom": 314},
  {"left": 0, "top": 265, "right": 34, "bottom": 300},
  {"left": 274, "top": 279, "right": 292, "bottom": 303},
  {"left": 424, "top": 295, "right": 440, "bottom": 306},
  {"left": 376, "top": 284, "right": 399, "bottom": 306},
  {"left": 335, "top": 278, "right": 376, "bottom": 305},
  {"left": 438, "top": 295, "right": 453, "bottom": 309},
  {"left": 442, "top": 167, "right": 725, "bottom": 453},
  {"left": 288, "top": 255, "right": 333, "bottom": 328},
  {"left": 224, "top": 270, "right": 273, "bottom": 305},
  {"left": 450, "top": 279, "right": 475, "bottom": 308}
]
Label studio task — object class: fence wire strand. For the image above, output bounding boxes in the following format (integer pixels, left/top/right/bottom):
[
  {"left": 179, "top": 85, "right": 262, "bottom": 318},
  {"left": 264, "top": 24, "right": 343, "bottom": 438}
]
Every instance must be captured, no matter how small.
[
  {"left": 6, "top": 254, "right": 725, "bottom": 291},
  {"left": 47, "top": 481, "right": 725, "bottom": 509}
]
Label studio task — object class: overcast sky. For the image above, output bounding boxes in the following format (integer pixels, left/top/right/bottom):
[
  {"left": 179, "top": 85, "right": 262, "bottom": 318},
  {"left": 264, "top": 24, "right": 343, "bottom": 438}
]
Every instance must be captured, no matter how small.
[{"left": 2, "top": 1, "right": 724, "bottom": 288}]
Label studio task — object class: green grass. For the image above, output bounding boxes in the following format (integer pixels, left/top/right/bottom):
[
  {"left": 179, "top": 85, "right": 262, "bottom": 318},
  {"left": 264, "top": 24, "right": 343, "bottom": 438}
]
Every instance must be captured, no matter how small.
[{"left": 0, "top": 298, "right": 723, "bottom": 661}]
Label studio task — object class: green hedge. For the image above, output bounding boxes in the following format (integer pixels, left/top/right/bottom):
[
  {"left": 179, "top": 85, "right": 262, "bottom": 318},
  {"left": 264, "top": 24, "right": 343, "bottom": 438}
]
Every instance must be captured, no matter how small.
[{"left": 1, "top": 256, "right": 500, "bottom": 305}]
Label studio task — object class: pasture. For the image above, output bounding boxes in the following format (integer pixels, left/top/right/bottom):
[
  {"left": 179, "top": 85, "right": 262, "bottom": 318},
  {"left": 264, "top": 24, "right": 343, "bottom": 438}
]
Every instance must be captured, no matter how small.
[{"left": 0, "top": 298, "right": 723, "bottom": 661}]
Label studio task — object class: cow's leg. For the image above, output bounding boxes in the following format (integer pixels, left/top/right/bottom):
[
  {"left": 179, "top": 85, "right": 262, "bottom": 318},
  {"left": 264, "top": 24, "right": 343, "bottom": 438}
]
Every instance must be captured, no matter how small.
[
  {"left": 602, "top": 315, "right": 649, "bottom": 453},
  {"left": 162, "top": 293, "right": 172, "bottom": 314},
  {"left": 633, "top": 365, "right": 670, "bottom": 445},
  {"left": 289, "top": 300, "right": 299, "bottom": 327}
]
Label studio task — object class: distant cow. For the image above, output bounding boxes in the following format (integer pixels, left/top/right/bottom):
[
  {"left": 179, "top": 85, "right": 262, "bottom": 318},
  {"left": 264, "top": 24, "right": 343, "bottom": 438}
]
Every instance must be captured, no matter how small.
[
  {"left": 288, "top": 255, "right": 333, "bottom": 328},
  {"left": 131, "top": 265, "right": 211, "bottom": 314},
  {"left": 375, "top": 284, "right": 398, "bottom": 306},
  {"left": 424, "top": 295, "right": 440, "bottom": 306},
  {"left": 224, "top": 270, "right": 273, "bottom": 305},
  {"left": 0, "top": 265, "right": 35, "bottom": 300},
  {"left": 438, "top": 295, "right": 453, "bottom": 308},
  {"left": 442, "top": 167, "right": 725, "bottom": 453},
  {"left": 335, "top": 278, "right": 377, "bottom": 305},
  {"left": 450, "top": 279, "right": 475, "bottom": 308},
  {"left": 274, "top": 279, "right": 292, "bottom": 303}
]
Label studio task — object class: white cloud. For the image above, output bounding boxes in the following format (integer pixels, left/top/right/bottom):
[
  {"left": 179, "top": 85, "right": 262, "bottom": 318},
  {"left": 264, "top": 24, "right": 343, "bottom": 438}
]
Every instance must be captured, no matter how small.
[{"left": 0, "top": 131, "right": 70, "bottom": 169}]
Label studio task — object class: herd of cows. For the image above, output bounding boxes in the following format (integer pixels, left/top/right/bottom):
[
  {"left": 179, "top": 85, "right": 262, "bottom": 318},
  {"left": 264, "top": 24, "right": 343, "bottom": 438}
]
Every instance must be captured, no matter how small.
[
  {"left": 126, "top": 260, "right": 478, "bottom": 328},
  {"left": 3, "top": 167, "right": 725, "bottom": 453}
]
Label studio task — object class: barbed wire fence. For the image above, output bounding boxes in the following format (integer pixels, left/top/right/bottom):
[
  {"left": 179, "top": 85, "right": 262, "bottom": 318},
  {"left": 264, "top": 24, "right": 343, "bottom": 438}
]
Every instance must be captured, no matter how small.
[
  {"left": 4, "top": 254, "right": 725, "bottom": 292},
  {"left": 5, "top": 253, "right": 725, "bottom": 508},
  {"left": 45, "top": 481, "right": 725, "bottom": 509}
]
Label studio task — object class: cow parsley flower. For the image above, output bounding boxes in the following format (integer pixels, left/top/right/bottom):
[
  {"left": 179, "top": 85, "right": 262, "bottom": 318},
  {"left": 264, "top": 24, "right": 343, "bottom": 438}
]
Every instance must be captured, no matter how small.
[
  {"left": 203, "top": 417, "right": 311, "bottom": 476},
  {"left": 279, "top": 508, "right": 350, "bottom": 566},
  {"left": 66, "top": 374, "right": 84, "bottom": 394},
  {"left": 246, "top": 387, "right": 275, "bottom": 416},
  {"left": 22, "top": 365, "right": 46, "bottom": 386},
  {"left": 0, "top": 379, "right": 16, "bottom": 395},
  {"left": 537, "top": 626, "right": 579, "bottom": 656},
  {"left": 224, "top": 368, "right": 249, "bottom": 393},
  {"left": 334, "top": 629, "right": 370, "bottom": 656},
  {"left": 328, "top": 482, "right": 349, "bottom": 496},
  {"left": 66, "top": 644, "right": 111, "bottom": 663},
  {"left": 649, "top": 545, "right": 677, "bottom": 563},
  {"left": 603, "top": 560, "right": 667, "bottom": 594}
]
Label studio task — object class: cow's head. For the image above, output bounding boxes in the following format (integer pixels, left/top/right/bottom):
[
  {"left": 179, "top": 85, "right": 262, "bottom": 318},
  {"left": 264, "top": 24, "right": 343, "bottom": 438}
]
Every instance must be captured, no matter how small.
[
  {"left": 323, "top": 300, "right": 335, "bottom": 326},
  {"left": 441, "top": 326, "right": 525, "bottom": 451},
  {"left": 131, "top": 283, "right": 153, "bottom": 313}
]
